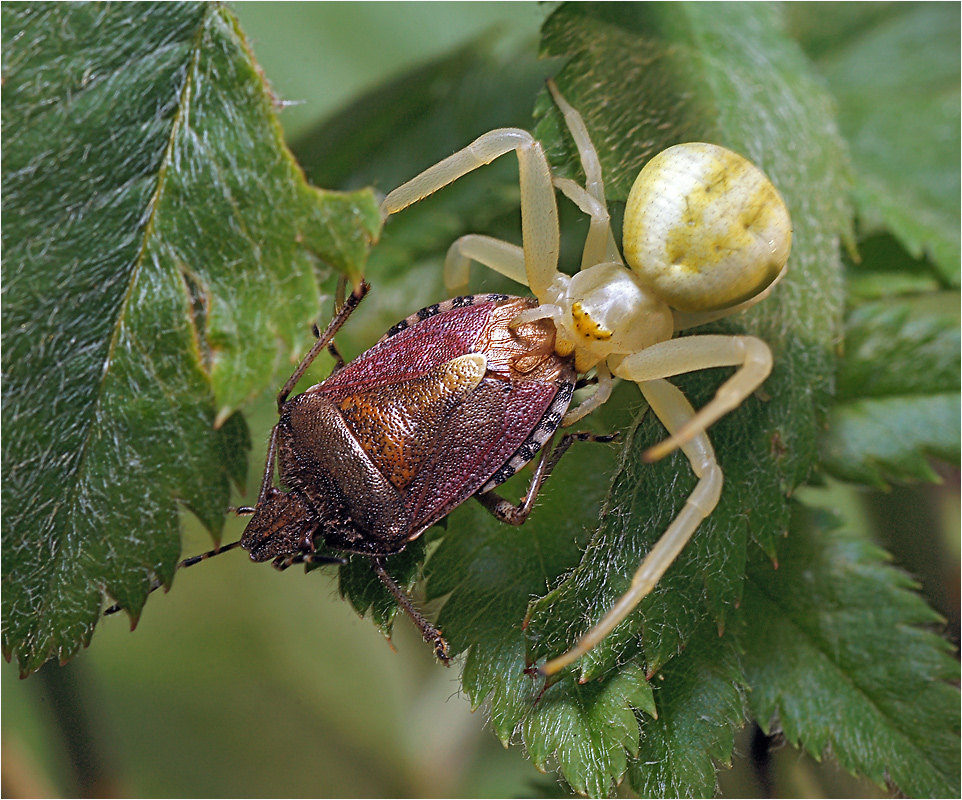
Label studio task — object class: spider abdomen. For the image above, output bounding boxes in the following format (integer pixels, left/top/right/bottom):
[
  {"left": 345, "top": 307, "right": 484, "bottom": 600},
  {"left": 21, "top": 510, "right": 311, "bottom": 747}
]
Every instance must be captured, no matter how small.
[{"left": 622, "top": 142, "right": 792, "bottom": 313}]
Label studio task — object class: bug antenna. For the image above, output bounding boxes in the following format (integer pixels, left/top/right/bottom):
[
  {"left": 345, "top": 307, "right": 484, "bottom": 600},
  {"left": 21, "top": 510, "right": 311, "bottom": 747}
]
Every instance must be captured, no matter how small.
[{"left": 102, "top": 539, "right": 245, "bottom": 617}]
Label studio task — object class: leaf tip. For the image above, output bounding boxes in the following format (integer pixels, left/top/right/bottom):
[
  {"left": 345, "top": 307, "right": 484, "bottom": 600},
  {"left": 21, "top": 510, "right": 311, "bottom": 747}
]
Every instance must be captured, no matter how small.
[{"left": 214, "top": 406, "right": 236, "bottom": 430}]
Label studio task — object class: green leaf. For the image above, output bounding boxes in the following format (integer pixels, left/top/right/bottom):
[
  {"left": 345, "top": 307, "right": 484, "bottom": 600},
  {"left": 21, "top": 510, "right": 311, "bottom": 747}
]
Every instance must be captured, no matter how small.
[
  {"left": 1, "top": 3, "right": 379, "bottom": 675},
  {"left": 844, "top": 233, "right": 944, "bottom": 302},
  {"left": 627, "top": 622, "right": 745, "bottom": 798},
  {"left": 736, "top": 506, "right": 961, "bottom": 797},
  {"left": 336, "top": 538, "right": 428, "bottom": 634},
  {"left": 423, "top": 386, "right": 655, "bottom": 797},
  {"left": 524, "top": 1, "right": 849, "bottom": 680},
  {"left": 435, "top": 448, "right": 743, "bottom": 798},
  {"left": 836, "top": 303, "right": 960, "bottom": 400},
  {"left": 821, "top": 302, "right": 961, "bottom": 487},
  {"left": 789, "top": 3, "right": 961, "bottom": 285},
  {"left": 428, "top": 389, "right": 631, "bottom": 736},
  {"left": 521, "top": 665, "right": 655, "bottom": 798}
]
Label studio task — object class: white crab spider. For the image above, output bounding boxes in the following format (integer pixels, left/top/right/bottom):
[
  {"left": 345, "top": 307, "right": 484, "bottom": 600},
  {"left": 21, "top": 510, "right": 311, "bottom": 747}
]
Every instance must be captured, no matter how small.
[{"left": 380, "top": 80, "right": 792, "bottom": 677}]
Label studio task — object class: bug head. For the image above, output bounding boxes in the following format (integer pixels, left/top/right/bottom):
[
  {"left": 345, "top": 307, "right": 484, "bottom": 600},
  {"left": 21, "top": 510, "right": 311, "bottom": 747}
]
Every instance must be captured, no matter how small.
[{"left": 241, "top": 487, "right": 319, "bottom": 563}]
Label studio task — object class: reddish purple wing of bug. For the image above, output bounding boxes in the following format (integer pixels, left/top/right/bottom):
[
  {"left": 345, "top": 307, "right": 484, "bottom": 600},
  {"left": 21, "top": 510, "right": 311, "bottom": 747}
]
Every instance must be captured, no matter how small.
[{"left": 303, "top": 295, "right": 575, "bottom": 550}]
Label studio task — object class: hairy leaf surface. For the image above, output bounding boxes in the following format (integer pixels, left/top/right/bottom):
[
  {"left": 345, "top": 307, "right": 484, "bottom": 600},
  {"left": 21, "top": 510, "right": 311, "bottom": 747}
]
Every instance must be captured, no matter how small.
[
  {"left": 524, "top": 0, "right": 849, "bottom": 681},
  {"left": 737, "top": 507, "right": 961, "bottom": 797},
  {"left": 1, "top": 3, "right": 379, "bottom": 675},
  {"left": 415, "top": 3, "right": 851, "bottom": 795},
  {"left": 821, "top": 302, "right": 961, "bottom": 487},
  {"left": 627, "top": 622, "right": 745, "bottom": 798}
]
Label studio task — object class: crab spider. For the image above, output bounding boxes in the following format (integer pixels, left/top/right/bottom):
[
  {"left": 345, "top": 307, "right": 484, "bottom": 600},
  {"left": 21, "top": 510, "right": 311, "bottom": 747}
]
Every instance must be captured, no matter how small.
[{"left": 380, "top": 80, "right": 792, "bottom": 677}]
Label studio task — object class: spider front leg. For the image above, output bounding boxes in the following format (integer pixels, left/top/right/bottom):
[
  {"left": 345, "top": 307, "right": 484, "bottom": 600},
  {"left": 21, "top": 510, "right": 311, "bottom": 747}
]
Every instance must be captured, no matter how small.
[
  {"left": 611, "top": 333, "right": 774, "bottom": 460},
  {"left": 443, "top": 235, "right": 527, "bottom": 294},
  {"left": 380, "top": 128, "right": 561, "bottom": 298},
  {"left": 538, "top": 379, "right": 722, "bottom": 677},
  {"left": 545, "top": 79, "right": 621, "bottom": 268}
]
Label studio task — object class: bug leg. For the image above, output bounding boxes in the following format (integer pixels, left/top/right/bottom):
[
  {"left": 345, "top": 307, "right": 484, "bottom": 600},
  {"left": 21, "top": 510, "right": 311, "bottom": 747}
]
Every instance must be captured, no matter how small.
[
  {"left": 476, "top": 431, "right": 617, "bottom": 525},
  {"left": 371, "top": 558, "right": 451, "bottom": 665},
  {"left": 326, "top": 341, "right": 346, "bottom": 373},
  {"left": 310, "top": 323, "right": 347, "bottom": 374},
  {"left": 248, "top": 283, "right": 370, "bottom": 517},
  {"left": 276, "top": 281, "right": 369, "bottom": 410},
  {"left": 102, "top": 540, "right": 245, "bottom": 617},
  {"left": 610, "top": 334, "right": 773, "bottom": 461},
  {"left": 272, "top": 552, "right": 347, "bottom": 571},
  {"left": 538, "top": 379, "right": 722, "bottom": 676},
  {"left": 252, "top": 425, "right": 282, "bottom": 508},
  {"left": 320, "top": 276, "right": 351, "bottom": 373},
  {"left": 381, "top": 128, "right": 561, "bottom": 299},
  {"left": 443, "top": 235, "right": 527, "bottom": 295}
]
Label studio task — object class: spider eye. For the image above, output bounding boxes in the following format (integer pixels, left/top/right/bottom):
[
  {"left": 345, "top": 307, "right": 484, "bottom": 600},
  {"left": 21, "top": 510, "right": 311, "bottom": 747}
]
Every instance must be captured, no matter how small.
[{"left": 621, "top": 143, "right": 792, "bottom": 313}]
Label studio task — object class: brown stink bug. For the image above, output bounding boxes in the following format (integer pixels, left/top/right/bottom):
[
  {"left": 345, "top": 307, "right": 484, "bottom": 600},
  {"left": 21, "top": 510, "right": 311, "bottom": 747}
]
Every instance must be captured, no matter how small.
[{"left": 108, "top": 282, "right": 609, "bottom": 661}]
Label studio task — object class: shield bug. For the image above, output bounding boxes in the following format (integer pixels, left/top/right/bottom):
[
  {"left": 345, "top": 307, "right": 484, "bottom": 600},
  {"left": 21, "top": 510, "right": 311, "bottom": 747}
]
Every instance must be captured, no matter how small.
[{"left": 108, "top": 282, "right": 608, "bottom": 662}]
